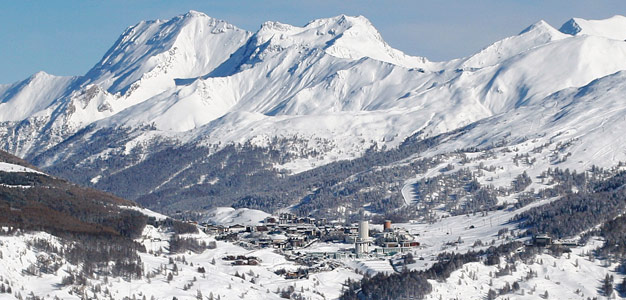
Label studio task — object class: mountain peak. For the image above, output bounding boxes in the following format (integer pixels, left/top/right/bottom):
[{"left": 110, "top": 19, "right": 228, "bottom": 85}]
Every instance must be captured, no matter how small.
[
  {"left": 25, "top": 71, "right": 57, "bottom": 83},
  {"left": 304, "top": 14, "right": 373, "bottom": 29},
  {"left": 459, "top": 19, "right": 566, "bottom": 70},
  {"left": 559, "top": 18, "right": 582, "bottom": 35},
  {"left": 83, "top": 11, "right": 250, "bottom": 96},
  {"left": 252, "top": 14, "right": 428, "bottom": 68},
  {"left": 183, "top": 9, "right": 208, "bottom": 18},
  {"left": 559, "top": 15, "right": 626, "bottom": 40},
  {"left": 519, "top": 20, "right": 553, "bottom": 34},
  {"left": 32, "top": 70, "right": 51, "bottom": 77},
  {"left": 303, "top": 14, "right": 380, "bottom": 42},
  {"left": 259, "top": 20, "right": 297, "bottom": 33},
  {"left": 257, "top": 15, "right": 374, "bottom": 36}
]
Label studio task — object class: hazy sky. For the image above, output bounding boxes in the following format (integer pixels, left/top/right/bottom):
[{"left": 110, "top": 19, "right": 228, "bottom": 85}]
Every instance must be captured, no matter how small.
[{"left": 1, "top": 0, "right": 624, "bottom": 84}]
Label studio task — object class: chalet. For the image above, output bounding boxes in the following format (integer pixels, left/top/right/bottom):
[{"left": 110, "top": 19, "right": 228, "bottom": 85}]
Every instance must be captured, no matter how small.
[
  {"left": 271, "top": 234, "right": 288, "bottom": 249},
  {"left": 264, "top": 216, "right": 278, "bottom": 224},
  {"left": 533, "top": 234, "right": 552, "bottom": 247},
  {"left": 256, "top": 237, "right": 273, "bottom": 248},
  {"left": 279, "top": 213, "right": 298, "bottom": 224},
  {"left": 288, "top": 235, "right": 306, "bottom": 248},
  {"left": 315, "top": 218, "right": 328, "bottom": 226},
  {"left": 285, "top": 271, "right": 308, "bottom": 279},
  {"left": 232, "top": 260, "right": 247, "bottom": 265},
  {"left": 558, "top": 239, "right": 578, "bottom": 247},
  {"left": 229, "top": 224, "right": 246, "bottom": 234},
  {"left": 268, "top": 229, "right": 282, "bottom": 235},
  {"left": 202, "top": 224, "right": 227, "bottom": 235},
  {"left": 344, "top": 226, "right": 359, "bottom": 234},
  {"left": 228, "top": 255, "right": 261, "bottom": 266},
  {"left": 302, "top": 227, "right": 320, "bottom": 238},
  {"left": 273, "top": 240, "right": 288, "bottom": 249},
  {"left": 296, "top": 225, "right": 313, "bottom": 232},
  {"left": 304, "top": 251, "right": 349, "bottom": 260}
]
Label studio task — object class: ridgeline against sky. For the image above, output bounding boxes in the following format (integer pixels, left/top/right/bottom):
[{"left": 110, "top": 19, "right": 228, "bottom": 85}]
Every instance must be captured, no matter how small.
[{"left": 1, "top": 0, "right": 625, "bottom": 83}]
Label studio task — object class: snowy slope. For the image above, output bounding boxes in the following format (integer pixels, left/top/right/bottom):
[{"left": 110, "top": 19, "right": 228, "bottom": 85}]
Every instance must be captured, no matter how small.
[
  {"left": 178, "top": 21, "right": 626, "bottom": 162},
  {"left": 424, "top": 238, "right": 625, "bottom": 300},
  {"left": 83, "top": 10, "right": 251, "bottom": 97},
  {"left": 0, "top": 229, "right": 360, "bottom": 300},
  {"left": 89, "top": 14, "right": 435, "bottom": 133},
  {"left": 459, "top": 20, "right": 568, "bottom": 69},
  {"left": 0, "top": 162, "right": 41, "bottom": 174},
  {"left": 560, "top": 15, "right": 626, "bottom": 40},
  {"left": 64, "top": 11, "right": 251, "bottom": 128},
  {"left": 249, "top": 15, "right": 431, "bottom": 70},
  {"left": 463, "top": 34, "right": 626, "bottom": 113},
  {"left": 200, "top": 207, "right": 270, "bottom": 226},
  {"left": 1, "top": 195, "right": 622, "bottom": 299},
  {"left": 0, "top": 72, "right": 77, "bottom": 122},
  {"left": 425, "top": 70, "right": 626, "bottom": 170},
  {"left": 0, "top": 11, "right": 251, "bottom": 155},
  {"left": 395, "top": 70, "right": 626, "bottom": 206}
]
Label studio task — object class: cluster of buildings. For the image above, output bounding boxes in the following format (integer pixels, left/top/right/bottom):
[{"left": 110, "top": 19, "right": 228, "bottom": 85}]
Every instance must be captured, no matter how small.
[
  {"left": 373, "top": 220, "right": 420, "bottom": 254},
  {"left": 200, "top": 214, "right": 420, "bottom": 256},
  {"left": 530, "top": 233, "right": 578, "bottom": 248},
  {"left": 222, "top": 255, "right": 260, "bottom": 266},
  {"left": 200, "top": 213, "right": 326, "bottom": 250}
]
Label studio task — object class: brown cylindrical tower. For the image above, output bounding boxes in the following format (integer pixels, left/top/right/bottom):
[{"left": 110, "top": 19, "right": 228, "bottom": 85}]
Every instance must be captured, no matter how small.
[{"left": 384, "top": 220, "right": 392, "bottom": 230}]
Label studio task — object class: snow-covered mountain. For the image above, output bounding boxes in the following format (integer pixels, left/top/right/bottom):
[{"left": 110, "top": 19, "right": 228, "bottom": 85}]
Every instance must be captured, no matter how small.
[
  {"left": 2, "top": 12, "right": 626, "bottom": 214},
  {"left": 559, "top": 14, "right": 626, "bottom": 40}
]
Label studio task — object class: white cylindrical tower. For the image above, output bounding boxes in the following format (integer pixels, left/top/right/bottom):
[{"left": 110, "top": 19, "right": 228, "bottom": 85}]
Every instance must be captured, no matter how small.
[
  {"left": 355, "top": 221, "right": 370, "bottom": 254},
  {"left": 359, "top": 221, "right": 369, "bottom": 240}
]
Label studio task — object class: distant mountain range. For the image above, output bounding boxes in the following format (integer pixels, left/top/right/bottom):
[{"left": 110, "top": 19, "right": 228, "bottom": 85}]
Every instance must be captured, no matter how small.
[{"left": 2, "top": 12, "right": 626, "bottom": 216}]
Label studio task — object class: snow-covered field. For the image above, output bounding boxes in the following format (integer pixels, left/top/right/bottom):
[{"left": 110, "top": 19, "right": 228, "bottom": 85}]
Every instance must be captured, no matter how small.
[
  {"left": 0, "top": 226, "right": 360, "bottom": 300},
  {"left": 0, "top": 162, "right": 41, "bottom": 174},
  {"left": 199, "top": 207, "right": 270, "bottom": 226},
  {"left": 425, "top": 238, "right": 624, "bottom": 300}
]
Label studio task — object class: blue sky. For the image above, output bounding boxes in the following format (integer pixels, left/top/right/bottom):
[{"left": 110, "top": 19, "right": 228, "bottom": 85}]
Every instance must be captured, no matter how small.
[{"left": 1, "top": 0, "right": 624, "bottom": 84}]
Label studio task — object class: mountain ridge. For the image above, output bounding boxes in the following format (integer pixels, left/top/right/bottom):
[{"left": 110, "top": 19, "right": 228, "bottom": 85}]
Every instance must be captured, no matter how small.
[
  {"left": 2, "top": 12, "right": 626, "bottom": 216},
  {"left": 559, "top": 14, "right": 626, "bottom": 40}
]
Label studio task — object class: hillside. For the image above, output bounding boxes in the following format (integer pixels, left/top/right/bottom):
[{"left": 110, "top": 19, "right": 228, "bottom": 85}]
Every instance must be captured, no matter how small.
[
  {"left": 0, "top": 150, "right": 146, "bottom": 236},
  {"left": 3, "top": 156, "right": 626, "bottom": 299},
  {"left": 0, "top": 149, "right": 360, "bottom": 299}
]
